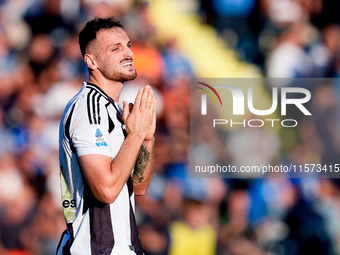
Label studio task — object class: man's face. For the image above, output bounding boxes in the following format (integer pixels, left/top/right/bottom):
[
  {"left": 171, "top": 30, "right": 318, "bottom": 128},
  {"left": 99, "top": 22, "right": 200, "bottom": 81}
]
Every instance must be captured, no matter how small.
[{"left": 90, "top": 27, "right": 137, "bottom": 82}]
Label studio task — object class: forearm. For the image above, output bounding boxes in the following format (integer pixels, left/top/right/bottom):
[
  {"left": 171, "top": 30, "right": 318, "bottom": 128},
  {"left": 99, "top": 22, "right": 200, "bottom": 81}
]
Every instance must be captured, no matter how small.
[
  {"left": 79, "top": 132, "right": 145, "bottom": 204},
  {"left": 108, "top": 133, "right": 146, "bottom": 192},
  {"left": 133, "top": 138, "right": 155, "bottom": 195}
]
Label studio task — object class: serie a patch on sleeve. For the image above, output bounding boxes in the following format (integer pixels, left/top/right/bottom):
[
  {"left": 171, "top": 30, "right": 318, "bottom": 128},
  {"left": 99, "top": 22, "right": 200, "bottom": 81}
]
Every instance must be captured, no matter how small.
[{"left": 94, "top": 128, "right": 108, "bottom": 147}]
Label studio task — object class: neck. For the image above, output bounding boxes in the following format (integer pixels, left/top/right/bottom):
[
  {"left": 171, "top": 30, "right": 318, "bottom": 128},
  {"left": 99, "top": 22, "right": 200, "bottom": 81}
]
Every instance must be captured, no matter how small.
[{"left": 88, "top": 73, "right": 123, "bottom": 102}]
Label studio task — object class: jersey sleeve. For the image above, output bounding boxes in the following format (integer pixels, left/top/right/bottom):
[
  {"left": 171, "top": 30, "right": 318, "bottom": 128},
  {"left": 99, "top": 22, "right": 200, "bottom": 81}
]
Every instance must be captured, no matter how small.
[{"left": 69, "top": 97, "right": 120, "bottom": 158}]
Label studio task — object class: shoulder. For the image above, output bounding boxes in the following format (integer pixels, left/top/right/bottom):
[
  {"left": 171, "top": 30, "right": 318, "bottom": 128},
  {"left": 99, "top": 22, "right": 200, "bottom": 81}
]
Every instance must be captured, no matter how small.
[
  {"left": 70, "top": 85, "right": 112, "bottom": 126},
  {"left": 61, "top": 82, "right": 123, "bottom": 138}
]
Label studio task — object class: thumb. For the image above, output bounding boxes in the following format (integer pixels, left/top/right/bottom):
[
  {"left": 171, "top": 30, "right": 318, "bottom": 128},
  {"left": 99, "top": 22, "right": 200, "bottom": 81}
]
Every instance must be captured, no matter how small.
[{"left": 122, "top": 101, "right": 129, "bottom": 122}]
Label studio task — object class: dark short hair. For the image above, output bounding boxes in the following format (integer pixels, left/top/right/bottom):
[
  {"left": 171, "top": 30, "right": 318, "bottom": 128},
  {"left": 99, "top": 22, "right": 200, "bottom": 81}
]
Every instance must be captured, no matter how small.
[{"left": 78, "top": 16, "right": 124, "bottom": 57}]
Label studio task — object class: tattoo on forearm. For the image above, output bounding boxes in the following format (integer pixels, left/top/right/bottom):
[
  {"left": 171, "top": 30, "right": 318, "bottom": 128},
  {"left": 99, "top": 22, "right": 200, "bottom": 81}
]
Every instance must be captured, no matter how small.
[{"left": 133, "top": 144, "right": 150, "bottom": 184}]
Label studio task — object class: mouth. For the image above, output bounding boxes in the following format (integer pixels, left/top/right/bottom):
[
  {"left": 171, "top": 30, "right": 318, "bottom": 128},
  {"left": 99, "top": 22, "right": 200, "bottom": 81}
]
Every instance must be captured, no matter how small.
[{"left": 121, "top": 60, "right": 134, "bottom": 70}]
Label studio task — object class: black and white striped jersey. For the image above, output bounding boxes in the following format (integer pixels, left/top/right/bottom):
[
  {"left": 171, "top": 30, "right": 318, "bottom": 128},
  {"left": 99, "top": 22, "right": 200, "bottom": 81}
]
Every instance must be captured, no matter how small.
[{"left": 57, "top": 82, "right": 143, "bottom": 255}]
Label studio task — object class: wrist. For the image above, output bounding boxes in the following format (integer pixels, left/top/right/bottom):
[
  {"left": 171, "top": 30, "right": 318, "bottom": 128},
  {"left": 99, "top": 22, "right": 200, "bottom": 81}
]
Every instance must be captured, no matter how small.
[
  {"left": 143, "top": 137, "right": 155, "bottom": 143},
  {"left": 127, "top": 132, "right": 146, "bottom": 144}
]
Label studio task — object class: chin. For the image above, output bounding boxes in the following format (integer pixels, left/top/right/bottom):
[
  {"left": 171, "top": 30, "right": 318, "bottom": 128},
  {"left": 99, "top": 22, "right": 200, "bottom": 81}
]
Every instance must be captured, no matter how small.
[{"left": 122, "top": 71, "right": 137, "bottom": 82}]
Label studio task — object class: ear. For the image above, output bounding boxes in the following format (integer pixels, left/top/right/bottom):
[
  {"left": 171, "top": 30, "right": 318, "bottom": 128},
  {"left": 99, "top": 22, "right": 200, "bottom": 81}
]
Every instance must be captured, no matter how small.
[{"left": 84, "top": 54, "right": 97, "bottom": 70}]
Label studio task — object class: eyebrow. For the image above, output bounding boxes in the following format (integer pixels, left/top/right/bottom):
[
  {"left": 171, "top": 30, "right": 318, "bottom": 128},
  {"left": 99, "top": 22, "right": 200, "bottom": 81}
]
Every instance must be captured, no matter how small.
[{"left": 107, "top": 41, "right": 132, "bottom": 50}]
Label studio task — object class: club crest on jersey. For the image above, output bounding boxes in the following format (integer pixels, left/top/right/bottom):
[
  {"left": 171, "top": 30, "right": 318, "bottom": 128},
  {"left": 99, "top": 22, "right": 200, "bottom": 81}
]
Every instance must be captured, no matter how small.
[{"left": 95, "top": 128, "right": 107, "bottom": 147}]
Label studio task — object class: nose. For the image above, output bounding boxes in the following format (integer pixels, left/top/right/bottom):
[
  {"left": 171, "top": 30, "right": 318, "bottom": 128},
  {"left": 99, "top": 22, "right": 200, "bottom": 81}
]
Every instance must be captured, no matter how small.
[{"left": 124, "top": 46, "right": 134, "bottom": 59}]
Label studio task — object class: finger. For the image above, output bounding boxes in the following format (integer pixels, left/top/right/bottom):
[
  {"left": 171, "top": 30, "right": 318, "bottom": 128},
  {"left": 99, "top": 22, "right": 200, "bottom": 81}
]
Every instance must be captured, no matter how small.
[
  {"left": 150, "top": 96, "right": 157, "bottom": 116},
  {"left": 145, "top": 87, "right": 154, "bottom": 110},
  {"left": 134, "top": 87, "right": 144, "bottom": 109},
  {"left": 140, "top": 85, "right": 151, "bottom": 109},
  {"left": 128, "top": 103, "right": 133, "bottom": 112},
  {"left": 122, "top": 101, "right": 129, "bottom": 122}
]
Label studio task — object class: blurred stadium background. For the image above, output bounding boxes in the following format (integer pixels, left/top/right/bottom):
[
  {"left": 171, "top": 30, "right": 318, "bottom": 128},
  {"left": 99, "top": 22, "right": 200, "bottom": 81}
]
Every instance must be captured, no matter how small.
[{"left": 1, "top": 0, "right": 340, "bottom": 254}]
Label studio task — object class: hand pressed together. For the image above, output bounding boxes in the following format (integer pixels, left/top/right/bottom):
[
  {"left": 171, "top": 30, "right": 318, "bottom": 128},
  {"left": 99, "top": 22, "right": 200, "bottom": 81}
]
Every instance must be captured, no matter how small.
[{"left": 122, "top": 85, "right": 157, "bottom": 141}]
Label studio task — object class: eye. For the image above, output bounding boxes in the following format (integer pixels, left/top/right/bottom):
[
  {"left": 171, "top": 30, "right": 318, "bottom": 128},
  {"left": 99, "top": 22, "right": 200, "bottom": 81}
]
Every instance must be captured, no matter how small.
[
  {"left": 112, "top": 48, "right": 119, "bottom": 51},
  {"left": 127, "top": 44, "right": 131, "bottom": 48}
]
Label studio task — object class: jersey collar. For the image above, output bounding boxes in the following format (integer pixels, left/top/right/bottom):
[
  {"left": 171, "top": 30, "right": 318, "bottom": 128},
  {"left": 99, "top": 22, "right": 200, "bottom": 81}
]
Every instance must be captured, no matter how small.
[
  {"left": 85, "top": 81, "right": 122, "bottom": 113},
  {"left": 85, "top": 81, "right": 110, "bottom": 100}
]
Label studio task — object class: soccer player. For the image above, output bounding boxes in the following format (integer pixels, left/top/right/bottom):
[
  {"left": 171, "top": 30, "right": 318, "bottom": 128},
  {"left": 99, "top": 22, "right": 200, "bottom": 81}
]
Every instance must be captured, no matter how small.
[{"left": 56, "top": 17, "right": 156, "bottom": 255}]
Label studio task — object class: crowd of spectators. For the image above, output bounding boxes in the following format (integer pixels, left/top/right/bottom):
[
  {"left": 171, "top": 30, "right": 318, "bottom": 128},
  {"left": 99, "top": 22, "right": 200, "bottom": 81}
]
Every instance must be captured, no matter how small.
[{"left": 0, "top": 0, "right": 340, "bottom": 255}]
